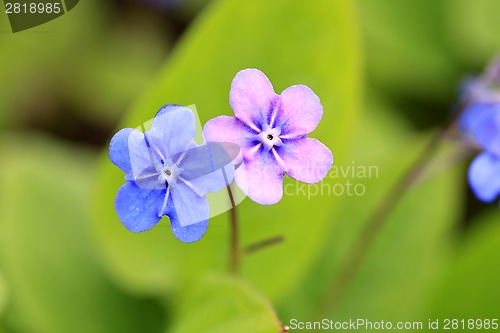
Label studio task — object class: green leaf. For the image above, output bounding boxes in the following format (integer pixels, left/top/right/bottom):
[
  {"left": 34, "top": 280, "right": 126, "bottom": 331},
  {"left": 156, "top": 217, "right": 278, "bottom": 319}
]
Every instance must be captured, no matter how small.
[
  {"left": 427, "top": 211, "right": 500, "bottom": 321},
  {"left": 0, "top": 0, "right": 169, "bottom": 128},
  {"left": 0, "top": 1, "right": 102, "bottom": 127},
  {"left": 446, "top": 0, "right": 500, "bottom": 66},
  {"left": 279, "top": 93, "right": 463, "bottom": 323},
  {"left": 170, "top": 273, "right": 281, "bottom": 333},
  {"left": 0, "top": 271, "right": 6, "bottom": 318},
  {"left": 0, "top": 134, "right": 163, "bottom": 333},
  {"left": 358, "top": 0, "right": 460, "bottom": 100},
  {"left": 92, "top": 0, "right": 361, "bottom": 303}
]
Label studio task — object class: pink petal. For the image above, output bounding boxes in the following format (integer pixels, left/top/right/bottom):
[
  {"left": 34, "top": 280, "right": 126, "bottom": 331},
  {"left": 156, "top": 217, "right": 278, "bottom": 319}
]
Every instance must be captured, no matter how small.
[
  {"left": 278, "top": 84, "right": 323, "bottom": 137},
  {"left": 277, "top": 138, "right": 333, "bottom": 183},
  {"left": 236, "top": 151, "right": 284, "bottom": 205},
  {"left": 203, "top": 116, "right": 257, "bottom": 148},
  {"left": 229, "top": 69, "right": 278, "bottom": 131}
]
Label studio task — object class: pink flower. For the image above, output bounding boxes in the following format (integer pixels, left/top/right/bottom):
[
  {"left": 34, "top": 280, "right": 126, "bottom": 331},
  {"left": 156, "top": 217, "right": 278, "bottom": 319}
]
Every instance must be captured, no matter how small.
[{"left": 204, "top": 69, "right": 333, "bottom": 205}]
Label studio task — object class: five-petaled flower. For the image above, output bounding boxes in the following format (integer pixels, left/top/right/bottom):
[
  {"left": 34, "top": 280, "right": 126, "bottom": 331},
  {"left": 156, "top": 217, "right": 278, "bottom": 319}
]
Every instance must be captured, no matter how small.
[
  {"left": 204, "top": 68, "right": 333, "bottom": 205},
  {"left": 109, "top": 104, "right": 235, "bottom": 243}
]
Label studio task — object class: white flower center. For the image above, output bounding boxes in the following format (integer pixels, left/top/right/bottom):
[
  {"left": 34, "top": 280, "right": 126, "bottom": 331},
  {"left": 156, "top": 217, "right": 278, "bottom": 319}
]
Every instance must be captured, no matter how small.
[
  {"left": 260, "top": 125, "right": 282, "bottom": 151},
  {"left": 157, "top": 159, "right": 183, "bottom": 187}
]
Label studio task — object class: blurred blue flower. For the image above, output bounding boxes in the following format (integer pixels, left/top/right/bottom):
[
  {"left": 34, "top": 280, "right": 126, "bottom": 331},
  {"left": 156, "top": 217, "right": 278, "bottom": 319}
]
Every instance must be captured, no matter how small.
[
  {"left": 459, "top": 102, "right": 500, "bottom": 137},
  {"left": 468, "top": 107, "right": 500, "bottom": 202},
  {"left": 459, "top": 55, "right": 500, "bottom": 135},
  {"left": 109, "top": 104, "right": 236, "bottom": 243},
  {"left": 457, "top": 55, "right": 500, "bottom": 202}
]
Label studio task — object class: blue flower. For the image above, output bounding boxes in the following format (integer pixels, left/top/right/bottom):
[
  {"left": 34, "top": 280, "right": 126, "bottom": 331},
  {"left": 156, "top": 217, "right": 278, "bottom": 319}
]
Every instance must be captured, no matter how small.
[
  {"left": 468, "top": 107, "right": 500, "bottom": 202},
  {"left": 457, "top": 56, "right": 500, "bottom": 202},
  {"left": 109, "top": 104, "right": 237, "bottom": 243},
  {"left": 459, "top": 102, "right": 500, "bottom": 137},
  {"left": 459, "top": 56, "right": 500, "bottom": 135}
]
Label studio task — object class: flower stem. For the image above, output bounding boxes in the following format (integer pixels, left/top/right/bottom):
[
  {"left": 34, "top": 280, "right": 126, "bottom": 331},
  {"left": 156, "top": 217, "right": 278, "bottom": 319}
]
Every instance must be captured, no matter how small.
[
  {"left": 225, "top": 185, "right": 284, "bottom": 273},
  {"left": 317, "top": 114, "right": 463, "bottom": 315},
  {"left": 243, "top": 235, "right": 284, "bottom": 255},
  {"left": 224, "top": 182, "right": 285, "bottom": 273},
  {"left": 223, "top": 175, "right": 240, "bottom": 274}
]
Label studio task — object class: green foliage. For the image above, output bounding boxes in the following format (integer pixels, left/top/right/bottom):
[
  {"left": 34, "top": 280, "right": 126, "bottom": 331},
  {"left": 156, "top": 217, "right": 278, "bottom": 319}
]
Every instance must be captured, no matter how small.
[
  {"left": 279, "top": 94, "right": 463, "bottom": 324},
  {"left": 0, "top": 0, "right": 168, "bottom": 128},
  {"left": 170, "top": 274, "right": 281, "bottom": 333},
  {"left": 1, "top": 0, "right": 499, "bottom": 331},
  {"left": 91, "top": 0, "right": 361, "bottom": 306},
  {"left": 326, "top": 97, "right": 462, "bottom": 320},
  {"left": 0, "top": 272, "right": 6, "bottom": 318},
  {"left": 359, "top": 0, "right": 460, "bottom": 101},
  {"left": 446, "top": 0, "right": 500, "bottom": 65},
  {"left": 428, "top": 211, "right": 500, "bottom": 321},
  {"left": 0, "top": 135, "right": 163, "bottom": 333}
]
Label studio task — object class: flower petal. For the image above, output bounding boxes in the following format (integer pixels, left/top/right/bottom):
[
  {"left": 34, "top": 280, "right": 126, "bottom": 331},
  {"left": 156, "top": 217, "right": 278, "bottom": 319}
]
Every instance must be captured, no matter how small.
[
  {"left": 229, "top": 69, "right": 277, "bottom": 130},
  {"left": 160, "top": 185, "right": 209, "bottom": 242},
  {"left": 458, "top": 102, "right": 492, "bottom": 136},
  {"left": 134, "top": 165, "right": 163, "bottom": 190},
  {"left": 128, "top": 128, "right": 158, "bottom": 182},
  {"left": 236, "top": 150, "right": 284, "bottom": 205},
  {"left": 109, "top": 128, "right": 133, "bottom": 177},
  {"left": 277, "top": 138, "right": 333, "bottom": 183},
  {"left": 114, "top": 182, "right": 164, "bottom": 232},
  {"left": 473, "top": 106, "right": 500, "bottom": 156},
  {"left": 468, "top": 153, "right": 500, "bottom": 202},
  {"left": 183, "top": 164, "right": 234, "bottom": 196},
  {"left": 203, "top": 116, "right": 257, "bottom": 148},
  {"left": 179, "top": 142, "right": 239, "bottom": 179},
  {"left": 155, "top": 103, "right": 184, "bottom": 118},
  {"left": 168, "top": 206, "right": 208, "bottom": 243},
  {"left": 147, "top": 106, "right": 197, "bottom": 160},
  {"left": 171, "top": 183, "right": 210, "bottom": 227},
  {"left": 278, "top": 84, "right": 323, "bottom": 137},
  {"left": 182, "top": 142, "right": 237, "bottom": 189},
  {"left": 160, "top": 141, "right": 238, "bottom": 195}
]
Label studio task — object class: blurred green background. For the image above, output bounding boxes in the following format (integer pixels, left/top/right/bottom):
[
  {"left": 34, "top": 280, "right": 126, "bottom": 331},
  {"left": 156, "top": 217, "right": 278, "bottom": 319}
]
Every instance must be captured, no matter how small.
[{"left": 0, "top": 0, "right": 499, "bottom": 332}]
